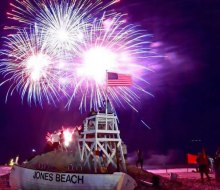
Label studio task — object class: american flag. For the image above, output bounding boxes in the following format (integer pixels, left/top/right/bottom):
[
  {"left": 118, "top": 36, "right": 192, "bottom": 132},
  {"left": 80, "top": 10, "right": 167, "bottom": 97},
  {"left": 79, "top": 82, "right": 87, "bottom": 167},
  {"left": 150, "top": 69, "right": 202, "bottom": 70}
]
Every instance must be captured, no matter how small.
[{"left": 107, "top": 72, "right": 132, "bottom": 86}]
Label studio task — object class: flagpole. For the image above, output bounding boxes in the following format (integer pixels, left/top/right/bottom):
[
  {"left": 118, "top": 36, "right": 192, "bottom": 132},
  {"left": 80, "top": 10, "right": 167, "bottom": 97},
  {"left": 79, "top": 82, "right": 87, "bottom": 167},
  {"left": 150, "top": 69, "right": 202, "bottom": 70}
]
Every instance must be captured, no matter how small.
[{"left": 105, "top": 70, "right": 108, "bottom": 130}]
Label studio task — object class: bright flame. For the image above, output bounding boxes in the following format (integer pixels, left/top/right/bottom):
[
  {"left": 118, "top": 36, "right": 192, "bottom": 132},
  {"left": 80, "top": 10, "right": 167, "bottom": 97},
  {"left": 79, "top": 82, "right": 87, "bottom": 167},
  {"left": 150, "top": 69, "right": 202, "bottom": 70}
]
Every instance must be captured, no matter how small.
[
  {"left": 63, "top": 129, "right": 74, "bottom": 147},
  {"left": 9, "top": 158, "right": 14, "bottom": 166},
  {"left": 79, "top": 47, "right": 117, "bottom": 83},
  {"left": 26, "top": 53, "right": 50, "bottom": 81},
  {"left": 46, "top": 128, "right": 75, "bottom": 147}
]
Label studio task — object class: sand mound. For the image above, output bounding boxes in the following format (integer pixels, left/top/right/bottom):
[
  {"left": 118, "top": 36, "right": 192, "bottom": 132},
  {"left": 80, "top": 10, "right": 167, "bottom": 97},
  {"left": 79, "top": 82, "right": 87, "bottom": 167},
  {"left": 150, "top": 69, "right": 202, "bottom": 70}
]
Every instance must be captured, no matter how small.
[{"left": 23, "top": 150, "right": 81, "bottom": 172}]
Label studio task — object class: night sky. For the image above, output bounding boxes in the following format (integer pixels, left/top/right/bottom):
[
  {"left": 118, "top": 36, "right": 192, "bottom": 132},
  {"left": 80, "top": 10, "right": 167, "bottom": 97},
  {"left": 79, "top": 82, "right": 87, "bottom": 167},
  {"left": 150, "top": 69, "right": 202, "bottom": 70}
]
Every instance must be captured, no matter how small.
[{"left": 0, "top": 0, "right": 220, "bottom": 165}]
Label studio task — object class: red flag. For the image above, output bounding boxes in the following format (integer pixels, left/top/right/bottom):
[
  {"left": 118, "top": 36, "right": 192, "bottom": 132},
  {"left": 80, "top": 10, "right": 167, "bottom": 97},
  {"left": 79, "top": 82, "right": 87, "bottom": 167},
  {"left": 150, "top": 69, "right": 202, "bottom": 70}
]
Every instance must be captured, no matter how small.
[
  {"left": 107, "top": 72, "right": 132, "bottom": 86},
  {"left": 187, "top": 153, "right": 197, "bottom": 164}
]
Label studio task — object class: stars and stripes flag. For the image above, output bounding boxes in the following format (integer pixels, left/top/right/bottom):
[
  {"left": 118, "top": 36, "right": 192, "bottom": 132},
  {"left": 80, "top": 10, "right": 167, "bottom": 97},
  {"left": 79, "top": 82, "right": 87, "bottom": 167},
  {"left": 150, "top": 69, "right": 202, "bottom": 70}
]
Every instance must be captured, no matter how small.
[{"left": 107, "top": 72, "right": 132, "bottom": 86}]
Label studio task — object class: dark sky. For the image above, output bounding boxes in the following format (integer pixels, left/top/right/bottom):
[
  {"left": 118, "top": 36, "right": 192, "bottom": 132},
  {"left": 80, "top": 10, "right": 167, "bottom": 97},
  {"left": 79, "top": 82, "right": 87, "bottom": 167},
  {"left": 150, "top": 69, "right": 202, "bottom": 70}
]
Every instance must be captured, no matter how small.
[{"left": 0, "top": 0, "right": 220, "bottom": 165}]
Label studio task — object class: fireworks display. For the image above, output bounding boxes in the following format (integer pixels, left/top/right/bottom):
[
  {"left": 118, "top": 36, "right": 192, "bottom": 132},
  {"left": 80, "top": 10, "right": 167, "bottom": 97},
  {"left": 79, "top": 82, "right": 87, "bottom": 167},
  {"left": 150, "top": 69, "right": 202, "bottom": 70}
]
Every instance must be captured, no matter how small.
[
  {"left": 0, "top": 26, "right": 66, "bottom": 105},
  {"left": 67, "top": 14, "right": 153, "bottom": 110},
  {"left": 0, "top": 0, "right": 155, "bottom": 111},
  {"left": 46, "top": 127, "right": 76, "bottom": 148},
  {"left": 6, "top": 0, "right": 118, "bottom": 53}
]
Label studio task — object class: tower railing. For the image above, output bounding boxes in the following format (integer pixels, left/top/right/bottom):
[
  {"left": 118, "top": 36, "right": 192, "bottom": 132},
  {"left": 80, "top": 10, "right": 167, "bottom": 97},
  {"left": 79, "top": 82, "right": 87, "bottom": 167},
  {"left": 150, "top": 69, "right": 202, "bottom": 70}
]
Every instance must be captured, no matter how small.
[{"left": 78, "top": 113, "right": 126, "bottom": 173}]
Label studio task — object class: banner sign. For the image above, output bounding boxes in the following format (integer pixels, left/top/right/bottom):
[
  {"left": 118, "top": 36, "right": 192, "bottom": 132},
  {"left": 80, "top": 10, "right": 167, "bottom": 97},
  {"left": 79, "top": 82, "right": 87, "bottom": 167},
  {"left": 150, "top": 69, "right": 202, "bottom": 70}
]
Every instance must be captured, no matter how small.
[{"left": 33, "top": 171, "right": 84, "bottom": 184}]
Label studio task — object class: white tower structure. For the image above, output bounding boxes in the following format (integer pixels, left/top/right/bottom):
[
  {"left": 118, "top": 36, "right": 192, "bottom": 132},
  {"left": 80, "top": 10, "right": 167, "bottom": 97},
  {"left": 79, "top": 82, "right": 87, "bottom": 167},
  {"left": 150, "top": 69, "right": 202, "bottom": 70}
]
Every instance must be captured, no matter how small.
[{"left": 78, "top": 113, "right": 126, "bottom": 173}]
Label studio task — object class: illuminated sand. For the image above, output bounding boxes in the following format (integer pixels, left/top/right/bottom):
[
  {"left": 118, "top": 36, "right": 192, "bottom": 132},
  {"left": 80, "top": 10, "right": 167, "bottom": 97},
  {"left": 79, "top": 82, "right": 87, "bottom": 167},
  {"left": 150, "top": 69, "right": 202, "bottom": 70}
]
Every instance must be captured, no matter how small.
[{"left": 128, "top": 165, "right": 220, "bottom": 190}]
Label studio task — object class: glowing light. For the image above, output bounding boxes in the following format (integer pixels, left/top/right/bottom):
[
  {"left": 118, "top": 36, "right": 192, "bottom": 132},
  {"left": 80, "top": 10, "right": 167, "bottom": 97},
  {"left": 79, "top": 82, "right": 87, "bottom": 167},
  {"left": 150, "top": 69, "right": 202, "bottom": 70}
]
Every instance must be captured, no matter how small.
[
  {"left": 9, "top": 159, "right": 14, "bottom": 166},
  {"left": 118, "top": 52, "right": 131, "bottom": 62},
  {"left": 46, "top": 128, "right": 75, "bottom": 148},
  {"left": 77, "top": 32, "right": 84, "bottom": 40},
  {"left": 63, "top": 129, "right": 74, "bottom": 147},
  {"left": 79, "top": 47, "right": 116, "bottom": 83},
  {"left": 55, "top": 29, "right": 70, "bottom": 42},
  {"left": 103, "top": 19, "right": 114, "bottom": 31},
  {"left": 26, "top": 54, "right": 50, "bottom": 81},
  {"left": 59, "top": 77, "right": 68, "bottom": 85}
]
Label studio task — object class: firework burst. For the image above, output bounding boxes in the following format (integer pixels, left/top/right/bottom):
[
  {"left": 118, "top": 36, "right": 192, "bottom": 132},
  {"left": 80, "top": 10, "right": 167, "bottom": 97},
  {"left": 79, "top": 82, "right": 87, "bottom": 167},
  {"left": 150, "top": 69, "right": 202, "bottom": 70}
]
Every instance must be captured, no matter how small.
[
  {"left": 0, "top": 26, "right": 66, "bottom": 105},
  {"left": 66, "top": 14, "right": 154, "bottom": 111},
  {"left": 46, "top": 127, "right": 76, "bottom": 147},
  {"left": 6, "top": 0, "right": 119, "bottom": 53},
  {"left": 1, "top": 1, "right": 156, "bottom": 111}
]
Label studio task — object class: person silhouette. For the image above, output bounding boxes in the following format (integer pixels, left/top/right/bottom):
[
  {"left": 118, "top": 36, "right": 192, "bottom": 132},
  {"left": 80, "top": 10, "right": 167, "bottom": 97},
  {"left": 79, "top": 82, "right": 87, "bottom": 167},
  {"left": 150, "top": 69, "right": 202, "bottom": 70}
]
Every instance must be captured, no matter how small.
[
  {"left": 196, "top": 147, "right": 210, "bottom": 182},
  {"left": 136, "top": 149, "right": 144, "bottom": 169}
]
